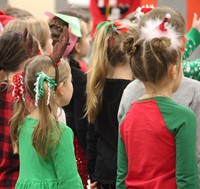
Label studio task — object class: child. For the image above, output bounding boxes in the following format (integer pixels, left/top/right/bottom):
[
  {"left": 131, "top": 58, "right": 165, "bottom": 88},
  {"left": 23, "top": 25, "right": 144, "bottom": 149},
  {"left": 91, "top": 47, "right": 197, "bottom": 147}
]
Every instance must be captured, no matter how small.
[
  {"left": 117, "top": 7, "right": 198, "bottom": 189},
  {"left": 59, "top": 5, "right": 92, "bottom": 70},
  {"left": 49, "top": 12, "right": 91, "bottom": 72},
  {"left": 85, "top": 20, "right": 139, "bottom": 189},
  {"left": 9, "top": 32, "right": 83, "bottom": 188},
  {"left": 48, "top": 13, "right": 90, "bottom": 188},
  {"left": 0, "top": 31, "right": 28, "bottom": 189}
]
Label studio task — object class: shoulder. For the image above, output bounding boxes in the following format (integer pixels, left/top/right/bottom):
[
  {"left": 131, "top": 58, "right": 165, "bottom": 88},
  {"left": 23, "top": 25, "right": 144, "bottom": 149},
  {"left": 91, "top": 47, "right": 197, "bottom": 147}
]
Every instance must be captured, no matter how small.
[{"left": 59, "top": 122, "right": 74, "bottom": 138}]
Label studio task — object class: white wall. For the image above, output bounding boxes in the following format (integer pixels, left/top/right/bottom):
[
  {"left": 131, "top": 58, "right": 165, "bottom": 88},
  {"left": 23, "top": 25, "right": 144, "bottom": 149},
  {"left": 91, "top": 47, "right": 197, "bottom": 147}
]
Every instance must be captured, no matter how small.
[
  {"left": 67, "top": 0, "right": 89, "bottom": 8},
  {"left": 8, "top": 0, "right": 55, "bottom": 19}
]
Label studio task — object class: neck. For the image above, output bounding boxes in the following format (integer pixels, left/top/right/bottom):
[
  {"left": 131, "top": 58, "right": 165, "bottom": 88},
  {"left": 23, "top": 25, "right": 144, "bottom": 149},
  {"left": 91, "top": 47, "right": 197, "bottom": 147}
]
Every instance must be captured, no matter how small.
[
  {"left": 107, "top": 62, "right": 133, "bottom": 80},
  {"left": 141, "top": 82, "right": 173, "bottom": 99}
]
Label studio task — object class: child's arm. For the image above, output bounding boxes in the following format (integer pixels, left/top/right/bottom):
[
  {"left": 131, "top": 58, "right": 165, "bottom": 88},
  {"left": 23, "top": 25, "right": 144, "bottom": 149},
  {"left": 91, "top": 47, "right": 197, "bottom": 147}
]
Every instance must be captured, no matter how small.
[
  {"left": 52, "top": 126, "right": 83, "bottom": 189},
  {"left": 174, "top": 111, "right": 199, "bottom": 188},
  {"left": 182, "top": 59, "right": 200, "bottom": 81},
  {"left": 183, "top": 13, "right": 200, "bottom": 60},
  {"left": 116, "top": 121, "right": 128, "bottom": 189},
  {"left": 86, "top": 124, "right": 97, "bottom": 183}
]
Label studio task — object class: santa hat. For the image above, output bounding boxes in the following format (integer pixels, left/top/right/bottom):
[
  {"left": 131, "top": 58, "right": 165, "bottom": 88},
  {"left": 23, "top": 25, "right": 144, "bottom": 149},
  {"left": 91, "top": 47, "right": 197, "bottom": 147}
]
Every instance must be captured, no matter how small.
[{"left": 0, "top": 10, "right": 15, "bottom": 26}]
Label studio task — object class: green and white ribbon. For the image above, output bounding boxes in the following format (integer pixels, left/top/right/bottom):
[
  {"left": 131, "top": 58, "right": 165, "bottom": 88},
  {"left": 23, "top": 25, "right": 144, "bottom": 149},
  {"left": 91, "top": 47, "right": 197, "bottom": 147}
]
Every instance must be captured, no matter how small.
[{"left": 34, "top": 72, "right": 57, "bottom": 106}]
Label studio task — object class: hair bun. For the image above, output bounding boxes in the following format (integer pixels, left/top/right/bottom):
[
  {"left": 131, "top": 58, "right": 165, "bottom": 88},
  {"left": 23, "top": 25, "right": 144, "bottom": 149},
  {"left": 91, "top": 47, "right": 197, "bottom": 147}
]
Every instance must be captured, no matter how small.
[
  {"left": 123, "top": 37, "right": 136, "bottom": 57},
  {"left": 151, "top": 37, "right": 171, "bottom": 52}
]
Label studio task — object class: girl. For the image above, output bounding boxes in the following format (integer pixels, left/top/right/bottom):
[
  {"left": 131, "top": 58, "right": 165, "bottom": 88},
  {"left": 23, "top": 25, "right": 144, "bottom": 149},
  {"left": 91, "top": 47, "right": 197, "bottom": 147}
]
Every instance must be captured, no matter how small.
[
  {"left": 85, "top": 20, "right": 139, "bottom": 189},
  {"left": 10, "top": 54, "right": 83, "bottom": 188},
  {"left": 48, "top": 13, "right": 90, "bottom": 188},
  {"left": 0, "top": 31, "right": 28, "bottom": 189},
  {"left": 117, "top": 8, "right": 198, "bottom": 189}
]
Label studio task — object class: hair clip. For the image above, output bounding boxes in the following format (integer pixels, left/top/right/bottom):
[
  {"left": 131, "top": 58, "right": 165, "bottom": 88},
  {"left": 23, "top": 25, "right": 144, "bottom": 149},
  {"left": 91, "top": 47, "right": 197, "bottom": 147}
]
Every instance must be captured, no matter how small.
[
  {"left": 158, "top": 14, "right": 171, "bottom": 32},
  {"left": 140, "top": 13, "right": 181, "bottom": 49},
  {"left": 34, "top": 72, "right": 57, "bottom": 106},
  {"left": 12, "top": 72, "right": 25, "bottom": 102}
]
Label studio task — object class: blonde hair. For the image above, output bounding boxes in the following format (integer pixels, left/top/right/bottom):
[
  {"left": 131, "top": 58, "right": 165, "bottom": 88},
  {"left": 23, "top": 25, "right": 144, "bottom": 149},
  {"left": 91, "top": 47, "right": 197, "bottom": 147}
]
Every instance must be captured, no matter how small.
[
  {"left": 3, "top": 16, "right": 51, "bottom": 52},
  {"left": 86, "top": 21, "right": 139, "bottom": 123},
  {"left": 10, "top": 55, "right": 71, "bottom": 157}
]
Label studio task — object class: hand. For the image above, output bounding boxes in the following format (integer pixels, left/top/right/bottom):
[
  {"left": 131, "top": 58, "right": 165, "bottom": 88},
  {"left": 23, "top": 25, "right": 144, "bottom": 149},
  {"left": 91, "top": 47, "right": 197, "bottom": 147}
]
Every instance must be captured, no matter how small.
[
  {"left": 87, "top": 179, "right": 97, "bottom": 189},
  {"left": 192, "top": 13, "right": 200, "bottom": 32}
]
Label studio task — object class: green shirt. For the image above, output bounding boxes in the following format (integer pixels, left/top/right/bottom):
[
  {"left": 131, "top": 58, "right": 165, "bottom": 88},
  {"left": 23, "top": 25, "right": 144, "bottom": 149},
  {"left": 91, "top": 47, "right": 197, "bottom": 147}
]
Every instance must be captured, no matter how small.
[
  {"left": 16, "top": 116, "right": 83, "bottom": 189},
  {"left": 182, "top": 28, "right": 200, "bottom": 81}
]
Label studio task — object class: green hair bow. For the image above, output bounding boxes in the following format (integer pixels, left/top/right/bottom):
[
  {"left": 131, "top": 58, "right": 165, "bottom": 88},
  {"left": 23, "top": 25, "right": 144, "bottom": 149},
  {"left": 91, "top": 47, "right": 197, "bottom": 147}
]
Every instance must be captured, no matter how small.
[{"left": 34, "top": 72, "right": 57, "bottom": 107}]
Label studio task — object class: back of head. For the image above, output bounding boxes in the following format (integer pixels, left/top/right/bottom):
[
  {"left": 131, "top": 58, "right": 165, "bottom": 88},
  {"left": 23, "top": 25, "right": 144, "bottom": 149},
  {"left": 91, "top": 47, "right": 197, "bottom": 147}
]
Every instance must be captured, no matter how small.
[
  {"left": 139, "top": 6, "right": 186, "bottom": 37},
  {"left": 127, "top": 37, "right": 181, "bottom": 84},
  {"left": 0, "top": 31, "right": 28, "bottom": 81},
  {"left": 91, "top": 20, "right": 139, "bottom": 69},
  {"left": 4, "top": 7, "right": 32, "bottom": 18},
  {"left": 3, "top": 16, "right": 50, "bottom": 52},
  {"left": 59, "top": 5, "right": 91, "bottom": 24},
  {"left": 24, "top": 55, "right": 70, "bottom": 101}
]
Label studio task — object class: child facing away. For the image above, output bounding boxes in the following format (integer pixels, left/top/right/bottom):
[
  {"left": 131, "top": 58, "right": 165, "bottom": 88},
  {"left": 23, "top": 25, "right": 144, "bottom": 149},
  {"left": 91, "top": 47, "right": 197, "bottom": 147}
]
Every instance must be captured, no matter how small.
[
  {"left": 0, "top": 31, "right": 28, "bottom": 189},
  {"left": 48, "top": 12, "right": 90, "bottom": 188},
  {"left": 9, "top": 29, "right": 83, "bottom": 189},
  {"left": 85, "top": 20, "right": 139, "bottom": 189},
  {"left": 117, "top": 7, "right": 199, "bottom": 189}
]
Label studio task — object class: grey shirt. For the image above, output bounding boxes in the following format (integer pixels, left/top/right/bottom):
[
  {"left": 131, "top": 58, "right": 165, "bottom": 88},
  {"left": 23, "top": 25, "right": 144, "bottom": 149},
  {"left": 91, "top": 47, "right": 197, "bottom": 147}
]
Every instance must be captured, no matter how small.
[{"left": 118, "top": 76, "right": 200, "bottom": 184}]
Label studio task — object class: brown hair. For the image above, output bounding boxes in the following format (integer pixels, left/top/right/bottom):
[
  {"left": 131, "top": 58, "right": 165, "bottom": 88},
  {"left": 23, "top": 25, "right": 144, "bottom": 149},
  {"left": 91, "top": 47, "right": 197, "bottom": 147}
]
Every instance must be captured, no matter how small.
[
  {"left": 124, "top": 37, "right": 181, "bottom": 84},
  {"left": 10, "top": 55, "right": 71, "bottom": 157},
  {"left": 86, "top": 21, "right": 139, "bottom": 123},
  {"left": 0, "top": 31, "right": 28, "bottom": 82},
  {"left": 4, "top": 7, "right": 32, "bottom": 18}
]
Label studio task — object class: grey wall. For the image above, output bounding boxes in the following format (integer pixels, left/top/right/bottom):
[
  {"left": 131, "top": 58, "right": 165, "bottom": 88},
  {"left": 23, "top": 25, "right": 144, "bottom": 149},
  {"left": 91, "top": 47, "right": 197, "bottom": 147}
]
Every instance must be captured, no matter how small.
[{"left": 0, "top": 0, "right": 8, "bottom": 9}]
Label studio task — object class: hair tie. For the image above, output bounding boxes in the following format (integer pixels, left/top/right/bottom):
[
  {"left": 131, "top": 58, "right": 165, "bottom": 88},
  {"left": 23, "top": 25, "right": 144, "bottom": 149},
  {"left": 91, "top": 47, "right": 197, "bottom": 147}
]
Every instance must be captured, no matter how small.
[
  {"left": 34, "top": 72, "right": 57, "bottom": 107},
  {"left": 12, "top": 72, "right": 25, "bottom": 102}
]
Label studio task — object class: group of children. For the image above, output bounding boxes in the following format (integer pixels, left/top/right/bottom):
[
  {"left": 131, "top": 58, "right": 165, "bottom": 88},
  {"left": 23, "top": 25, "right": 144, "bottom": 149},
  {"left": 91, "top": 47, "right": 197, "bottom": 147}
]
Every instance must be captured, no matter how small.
[{"left": 0, "top": 3, "right": 200, "bottom": 189}]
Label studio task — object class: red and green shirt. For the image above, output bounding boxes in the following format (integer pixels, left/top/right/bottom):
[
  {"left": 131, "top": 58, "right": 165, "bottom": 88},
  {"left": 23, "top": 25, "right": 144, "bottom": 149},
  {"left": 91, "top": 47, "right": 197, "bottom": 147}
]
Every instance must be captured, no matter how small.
[{"left": 117, "top": 96, "right": 198, "bottom": 189}]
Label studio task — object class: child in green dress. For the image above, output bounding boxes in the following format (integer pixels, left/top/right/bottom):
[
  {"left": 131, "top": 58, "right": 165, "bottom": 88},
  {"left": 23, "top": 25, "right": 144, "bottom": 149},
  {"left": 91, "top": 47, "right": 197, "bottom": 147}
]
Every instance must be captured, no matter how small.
[{"left": 9, "top": 29, "right": 83, "bottom": 189}]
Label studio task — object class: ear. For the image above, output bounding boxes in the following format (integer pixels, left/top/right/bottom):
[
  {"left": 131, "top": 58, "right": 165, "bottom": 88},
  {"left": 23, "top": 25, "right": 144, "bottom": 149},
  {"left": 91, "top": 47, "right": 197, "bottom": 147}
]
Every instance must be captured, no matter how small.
[
  {"left": 179, "top": 35, "right": 187, "bottom": 52},
  {"left": 56, "top": 82, "right": 64, "bottom": 96},
  {"left": 74, "top": 42, "right": 81, "bottom": 54},
  {"left": 169, "top": 64, "right": 178, "bottom": 81}
]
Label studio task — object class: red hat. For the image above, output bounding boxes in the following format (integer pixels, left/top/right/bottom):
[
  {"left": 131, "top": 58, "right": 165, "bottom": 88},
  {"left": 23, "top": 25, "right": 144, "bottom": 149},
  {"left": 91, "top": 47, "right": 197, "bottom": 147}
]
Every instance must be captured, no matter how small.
[{"left": 0, "top": 10, "right": 15, "bottom": 26}]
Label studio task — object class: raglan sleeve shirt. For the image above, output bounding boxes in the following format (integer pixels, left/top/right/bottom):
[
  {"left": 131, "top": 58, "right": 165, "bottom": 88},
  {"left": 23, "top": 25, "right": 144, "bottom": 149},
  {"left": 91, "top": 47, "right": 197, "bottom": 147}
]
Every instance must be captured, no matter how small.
[{"left": 117, "top": 98, "right": 198, "bottom": 189}]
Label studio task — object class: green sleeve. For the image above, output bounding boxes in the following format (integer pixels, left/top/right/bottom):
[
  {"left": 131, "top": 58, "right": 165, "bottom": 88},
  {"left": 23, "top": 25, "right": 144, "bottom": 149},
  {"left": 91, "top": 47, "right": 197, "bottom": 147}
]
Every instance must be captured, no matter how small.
[
  {"left": 52, "top": 126, "right": 83, "bottom": 189},
  {"left": 183, "top": 28, "right": 200, "bottom": 60},
  {"left": 116, "top": 128, "right": 128, "bottom": 189},
  {"left": 173, "top": 111, "right": 198, "bottom": 188},
  {"left": 182, "top": 59, "right": 200, "bottom": 81}
]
